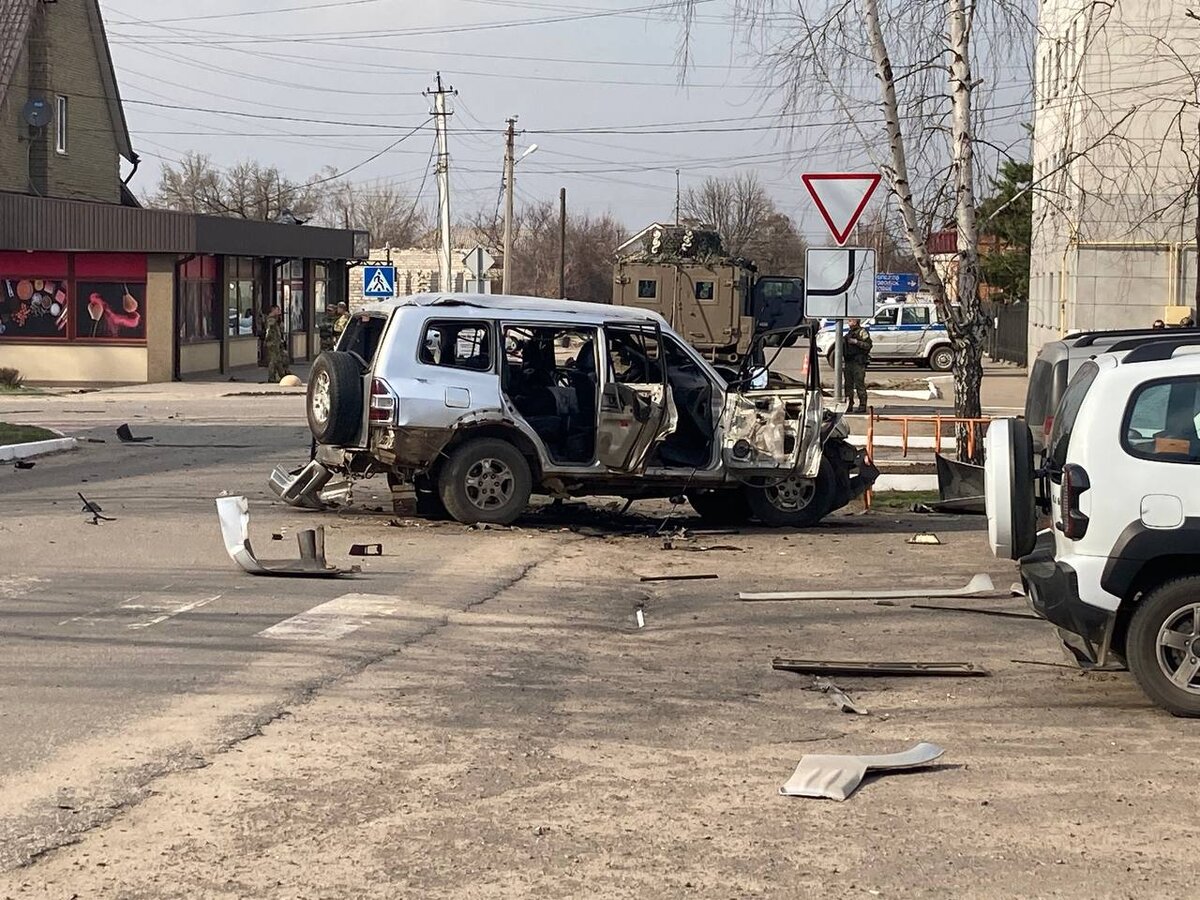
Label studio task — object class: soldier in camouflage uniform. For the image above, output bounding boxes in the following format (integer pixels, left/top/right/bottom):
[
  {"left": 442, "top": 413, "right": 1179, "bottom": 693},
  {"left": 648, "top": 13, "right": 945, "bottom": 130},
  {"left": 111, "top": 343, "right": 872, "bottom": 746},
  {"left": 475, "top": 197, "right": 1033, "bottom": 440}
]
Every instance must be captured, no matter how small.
[
  {"left": 842, "top": 317, "right": 872, "bottom": 414},
  {"left": 265, "top": 304, "right": 290, "bottom": 383}
]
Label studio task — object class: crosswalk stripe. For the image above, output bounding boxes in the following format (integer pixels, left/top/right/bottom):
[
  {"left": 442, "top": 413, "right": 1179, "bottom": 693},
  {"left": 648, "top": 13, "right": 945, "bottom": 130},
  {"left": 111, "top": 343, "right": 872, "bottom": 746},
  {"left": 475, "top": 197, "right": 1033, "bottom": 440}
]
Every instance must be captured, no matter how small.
[{"left": 257, "top": 593, "right": 402, "bottom": 641}]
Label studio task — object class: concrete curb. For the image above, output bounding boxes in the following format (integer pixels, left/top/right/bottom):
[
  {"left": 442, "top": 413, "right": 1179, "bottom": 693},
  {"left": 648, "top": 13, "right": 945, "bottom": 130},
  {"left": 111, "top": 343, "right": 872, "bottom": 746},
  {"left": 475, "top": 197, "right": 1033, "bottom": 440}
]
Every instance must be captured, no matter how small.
[
  {"left": 0, "top": 436, "right": 78, "bottom": 462},
  {"left": 872, "top": 473, "right": 939, "bottom": 492}
]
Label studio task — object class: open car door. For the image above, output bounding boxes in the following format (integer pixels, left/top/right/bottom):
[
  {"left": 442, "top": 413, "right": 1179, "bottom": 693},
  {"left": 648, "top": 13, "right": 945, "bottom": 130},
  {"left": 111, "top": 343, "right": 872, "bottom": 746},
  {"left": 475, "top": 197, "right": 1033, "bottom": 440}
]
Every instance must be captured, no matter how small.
[
  {"left": 719, "top": 337, "right": 824, "bottom": 478},
  {"left": 597, "top": 324, "right": 677, "bottom": 472}
]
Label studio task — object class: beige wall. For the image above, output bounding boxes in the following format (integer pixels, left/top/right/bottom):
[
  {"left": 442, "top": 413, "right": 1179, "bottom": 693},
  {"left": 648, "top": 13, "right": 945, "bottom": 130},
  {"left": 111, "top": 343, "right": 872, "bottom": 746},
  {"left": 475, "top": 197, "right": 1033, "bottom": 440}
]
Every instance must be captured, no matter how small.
[
  {"left": 2, "top": 345, "right": 146, "bottom": 384},
  {"left": 290, "top": 333, "right": 308, "bottom": 360},
  {"left": 229, "top": 338, "right": 258, "bottom": 368},
  {"left": 0, "top": 43, "right": 27, "bottom": 195},
  {"left": 145, "top": 255, "right": 174, "bottom": 383},
  {"left": 179, "top": 342, "right": 219, "bottom": 375}
]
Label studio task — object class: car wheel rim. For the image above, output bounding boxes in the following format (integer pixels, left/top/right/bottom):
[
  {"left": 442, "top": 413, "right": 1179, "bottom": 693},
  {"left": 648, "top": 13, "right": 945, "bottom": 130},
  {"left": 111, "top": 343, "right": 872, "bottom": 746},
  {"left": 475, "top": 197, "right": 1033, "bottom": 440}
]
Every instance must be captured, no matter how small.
[
  {"left": 765, "top": 477, "right": 815, "bottom": 512},
  {"left": 1155, "top": 603, "right": 1200, "bottom": 694},
  {"left": 935, "top": 350, "right": 952, "bottom": 369},
  {"left": 311, "top": 371, "right": 331, "bottom": 426},
  {"left": 464, "top": 458, "right": 515, "bottom": 511}
]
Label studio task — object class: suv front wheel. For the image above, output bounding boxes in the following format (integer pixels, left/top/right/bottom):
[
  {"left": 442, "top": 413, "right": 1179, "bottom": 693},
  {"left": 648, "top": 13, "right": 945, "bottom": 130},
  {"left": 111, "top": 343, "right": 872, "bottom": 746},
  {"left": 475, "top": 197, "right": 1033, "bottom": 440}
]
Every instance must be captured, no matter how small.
[
  {"left": 744, "top": 458, "right": 835, "bottom": 527},
  {"left": 1128, "top": 577, "right": 1200, "bottom": 717},
  {"left": 438, "top": 438, "right": 532, "bottom": 525},
  {"left": 928, "top": 345, "right": 954, "bottom": 372}
]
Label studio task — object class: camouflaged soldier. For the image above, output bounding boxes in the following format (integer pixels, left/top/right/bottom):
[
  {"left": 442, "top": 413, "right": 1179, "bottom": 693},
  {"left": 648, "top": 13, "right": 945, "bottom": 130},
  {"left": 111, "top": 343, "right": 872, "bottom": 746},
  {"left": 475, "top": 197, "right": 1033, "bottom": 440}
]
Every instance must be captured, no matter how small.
[
  {"left": 265, "top": 305, "right": 290, "bottom": 383},
  {"left": 842, "top": 317, "right": 872, "bottom": 413}
]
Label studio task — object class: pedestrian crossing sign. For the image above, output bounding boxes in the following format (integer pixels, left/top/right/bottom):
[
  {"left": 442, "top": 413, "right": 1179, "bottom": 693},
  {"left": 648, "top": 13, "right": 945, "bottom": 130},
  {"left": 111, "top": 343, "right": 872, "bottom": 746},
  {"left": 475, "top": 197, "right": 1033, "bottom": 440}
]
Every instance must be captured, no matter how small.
[{"left": 363, "top": 265, "right": 396, "bottom": 298}]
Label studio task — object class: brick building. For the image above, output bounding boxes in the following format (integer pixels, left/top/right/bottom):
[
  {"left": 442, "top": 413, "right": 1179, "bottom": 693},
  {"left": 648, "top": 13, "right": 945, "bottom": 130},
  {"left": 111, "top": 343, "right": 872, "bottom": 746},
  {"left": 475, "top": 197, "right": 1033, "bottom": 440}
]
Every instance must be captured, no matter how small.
[{"left": 0, "top": 0, "right": 366, "bottom": 383}]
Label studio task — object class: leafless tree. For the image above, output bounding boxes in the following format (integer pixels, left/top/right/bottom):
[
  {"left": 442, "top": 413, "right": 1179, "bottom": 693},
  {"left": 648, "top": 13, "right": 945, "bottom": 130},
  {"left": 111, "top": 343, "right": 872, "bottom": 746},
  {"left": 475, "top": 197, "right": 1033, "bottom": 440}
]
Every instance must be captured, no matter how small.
[
  {"left": 473, "top": 202, "right": 628, "bottom": 304},
  {"left": 681, "top": 172, "right": 808, "bottom": 273},
  {"left": 317, "top": 179, "right": 428, "bottom": 248},
  {"left": 675, "top": 0, "right": 1035, "bottom": 457},
  {"left": 148, "top": 152, "right": 323, "bottom": 222}
]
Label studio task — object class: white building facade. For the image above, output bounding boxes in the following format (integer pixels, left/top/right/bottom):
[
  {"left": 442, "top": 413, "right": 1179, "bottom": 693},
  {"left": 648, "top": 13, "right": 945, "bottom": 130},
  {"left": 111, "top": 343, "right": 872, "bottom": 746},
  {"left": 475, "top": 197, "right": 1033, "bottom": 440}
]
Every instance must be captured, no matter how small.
[{"left": 1029, "top": 0, "right": 1200, "bottom": 359}]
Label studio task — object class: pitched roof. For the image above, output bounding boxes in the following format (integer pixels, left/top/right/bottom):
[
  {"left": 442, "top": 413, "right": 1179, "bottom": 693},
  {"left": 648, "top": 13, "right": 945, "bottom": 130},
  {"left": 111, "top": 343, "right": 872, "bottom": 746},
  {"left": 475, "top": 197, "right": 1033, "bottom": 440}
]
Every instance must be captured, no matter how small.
[
  {"left": 0, "top": 0, "right": 135, "bottom": 163},
  {"left": 0, "top": 0, "right": 37, "bottom": 109}
]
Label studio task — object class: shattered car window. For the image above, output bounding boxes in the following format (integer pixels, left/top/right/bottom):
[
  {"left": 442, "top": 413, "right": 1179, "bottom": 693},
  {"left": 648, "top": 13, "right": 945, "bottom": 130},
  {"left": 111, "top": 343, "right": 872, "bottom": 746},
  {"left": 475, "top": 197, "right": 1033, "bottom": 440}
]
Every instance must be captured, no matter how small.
[{"left": 419, "top": 320, "right": 492, "bottom": 371}]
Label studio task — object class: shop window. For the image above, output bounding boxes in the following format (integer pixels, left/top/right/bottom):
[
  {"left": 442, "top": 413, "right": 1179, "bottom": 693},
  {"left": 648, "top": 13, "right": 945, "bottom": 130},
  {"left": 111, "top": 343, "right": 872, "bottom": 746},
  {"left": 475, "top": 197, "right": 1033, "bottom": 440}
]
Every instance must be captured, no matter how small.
[
  {"left": 0, "top": 276, "right": 69, "bottom": 340},
  {"left": 226, "top": 257, "right": 259, "bottom": 337},
  {"left": 180, "top": 255, "right": 218, "bottom": 343},
  {"left": 313, "top": 262, "right": 333, "bottom": 349},
  {"left": 78, "top": 282, "right": 145, "bottom": 341}
]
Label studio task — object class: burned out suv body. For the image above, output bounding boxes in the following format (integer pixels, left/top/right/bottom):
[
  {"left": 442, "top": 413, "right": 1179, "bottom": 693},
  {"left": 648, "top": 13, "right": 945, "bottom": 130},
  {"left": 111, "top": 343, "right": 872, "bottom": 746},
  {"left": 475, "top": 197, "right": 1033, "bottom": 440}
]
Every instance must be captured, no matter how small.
[{"left": 276, "top": 293, "right": 877, "bottom": 526}]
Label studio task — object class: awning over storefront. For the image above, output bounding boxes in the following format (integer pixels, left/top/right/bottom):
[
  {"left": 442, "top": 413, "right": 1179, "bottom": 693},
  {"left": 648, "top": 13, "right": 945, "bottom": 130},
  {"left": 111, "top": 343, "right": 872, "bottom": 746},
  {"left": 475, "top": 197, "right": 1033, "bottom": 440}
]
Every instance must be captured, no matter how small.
[{"left": 0, "top": 192, "right": 369, "bottom": 259}]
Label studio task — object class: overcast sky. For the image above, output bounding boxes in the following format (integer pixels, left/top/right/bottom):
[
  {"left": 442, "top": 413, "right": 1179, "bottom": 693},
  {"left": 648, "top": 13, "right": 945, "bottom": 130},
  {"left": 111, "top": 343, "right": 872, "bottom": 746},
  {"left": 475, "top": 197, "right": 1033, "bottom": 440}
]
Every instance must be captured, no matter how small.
[{"left": 100, "top": 0, "right": 1033, "bottom": 241}]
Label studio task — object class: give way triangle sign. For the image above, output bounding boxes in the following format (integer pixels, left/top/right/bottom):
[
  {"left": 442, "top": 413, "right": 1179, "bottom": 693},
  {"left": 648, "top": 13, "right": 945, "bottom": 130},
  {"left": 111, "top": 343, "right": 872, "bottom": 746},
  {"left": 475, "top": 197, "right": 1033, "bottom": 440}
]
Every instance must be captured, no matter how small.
[{"left": 802, "top": 172, "right": 883, "bottom": 245}]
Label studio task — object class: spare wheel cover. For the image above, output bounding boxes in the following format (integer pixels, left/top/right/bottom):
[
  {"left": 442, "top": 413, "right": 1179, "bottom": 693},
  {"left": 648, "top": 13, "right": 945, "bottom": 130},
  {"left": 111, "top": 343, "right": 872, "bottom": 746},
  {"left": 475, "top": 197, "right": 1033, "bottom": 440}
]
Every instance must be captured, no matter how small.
[{"left": 985, "top": 419, "right": 1016, "bottom": 559}]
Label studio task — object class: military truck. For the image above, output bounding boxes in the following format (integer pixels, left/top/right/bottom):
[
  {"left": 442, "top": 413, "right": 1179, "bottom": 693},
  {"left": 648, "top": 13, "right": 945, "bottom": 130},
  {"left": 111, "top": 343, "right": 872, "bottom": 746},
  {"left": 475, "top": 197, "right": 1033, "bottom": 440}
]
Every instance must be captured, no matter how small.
[{"left": 612, "top": 224, "right": 805, "bottom": 364}]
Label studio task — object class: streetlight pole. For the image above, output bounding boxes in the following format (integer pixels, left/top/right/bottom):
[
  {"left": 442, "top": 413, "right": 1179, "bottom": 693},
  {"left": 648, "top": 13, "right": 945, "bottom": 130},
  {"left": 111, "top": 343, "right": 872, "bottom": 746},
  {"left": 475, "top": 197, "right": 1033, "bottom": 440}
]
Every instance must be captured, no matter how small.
[
  {"left": 500, "top": 118, "right": 537, "bottom": 295},
  {"left": 559, "top": 187, "right": 567, "bottom": 299}
]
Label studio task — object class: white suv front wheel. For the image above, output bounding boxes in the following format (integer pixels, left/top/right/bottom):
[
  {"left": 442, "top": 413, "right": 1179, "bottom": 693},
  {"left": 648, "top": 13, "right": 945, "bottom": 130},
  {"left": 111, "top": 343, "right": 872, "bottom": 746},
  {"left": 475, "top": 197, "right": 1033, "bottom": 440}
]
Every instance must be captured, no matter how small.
[
  {"left": 928, "top": 345, "right": 954, "bottom": 372},
  {"left": 1128, "top": 577, "right": 1200, "bottom": 717}
]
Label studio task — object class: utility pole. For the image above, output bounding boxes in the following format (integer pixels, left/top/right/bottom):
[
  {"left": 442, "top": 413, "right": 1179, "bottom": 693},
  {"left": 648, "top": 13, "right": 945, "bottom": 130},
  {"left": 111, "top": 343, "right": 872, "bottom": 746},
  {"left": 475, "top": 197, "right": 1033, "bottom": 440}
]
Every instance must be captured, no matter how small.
[
  {"left": 675, "top": 169, "right": 681, "bottom": 225},
  {"left": 502, "top": 117, "right": 517, "bottom": 294},
  {"left": 559, "top": 187, "right": 567, "bottom": 299},
  {"left": 425, "top": 73, "right": 456, "bottom": 293}
]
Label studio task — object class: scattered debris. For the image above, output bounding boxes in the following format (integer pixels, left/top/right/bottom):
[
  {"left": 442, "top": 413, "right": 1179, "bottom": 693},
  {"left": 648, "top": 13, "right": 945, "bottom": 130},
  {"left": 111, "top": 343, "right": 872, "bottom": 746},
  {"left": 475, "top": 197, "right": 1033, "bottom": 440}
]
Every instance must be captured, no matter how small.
[
  {"left": 1010, "top": 658, "right": 1076, "bottom": 670},
  {"left": 636, "top": 608, "right": 645, "bottom": 628},
  {"left": 80, "top": 437, "right": 106, "bottom": 444},
  {"left": 873, "top": 600, "right": 897, "bottom": 607},
  {"left": 269, "top": 461, "right": 333, "bottom": 511},
  {"left": 780, "top": 742, "right": 946, "bottom": 801},
  {"left": 639, "top": 573, "right": 718, "bottom": 583},
  {"left": 907, "top": 532, "right": 942, "bottom": 545},
  {"left": 811, "top": 677, "right": 869, "bottom": 715},
  {"left": 271, "top": 533, "right": 284, "bottom": 541},
  {"left": 13, "top": 460, "right": 34, "bottom": 470},
  {"left": 740, "top": 573, "right": 995, "bottom": 602},
  {"left": 772, "top": 658, "right": 990, "bottom": 677},
  {"left": 115, "top": 424, "right": 152, "bottom": 443},
  {"left": 349, "top": 543, "right": 383, "bottom": 557},
  {"left": 1010, "top": 583, "right": 1025, "bottom": 597},
  {"left": 215, "top": 496, "right": 350, "bottom": 578},
  {"left": 910, "top": 603, "right": 1041, "bottom": 621},
  {"left": 78, "top": 492, "right": 114, "bottom": 525}
]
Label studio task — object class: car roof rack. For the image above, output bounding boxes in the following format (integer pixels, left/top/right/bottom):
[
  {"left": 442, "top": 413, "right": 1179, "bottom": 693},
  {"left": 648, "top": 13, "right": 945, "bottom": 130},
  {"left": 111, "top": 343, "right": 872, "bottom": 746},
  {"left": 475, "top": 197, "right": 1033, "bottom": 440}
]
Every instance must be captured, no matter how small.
[
  {"left": 1072, "top": 327, "right": 1185, "bottom": 348},
  {"left": 1119, "top": 335, "right": 1200, "bottom": 363}
]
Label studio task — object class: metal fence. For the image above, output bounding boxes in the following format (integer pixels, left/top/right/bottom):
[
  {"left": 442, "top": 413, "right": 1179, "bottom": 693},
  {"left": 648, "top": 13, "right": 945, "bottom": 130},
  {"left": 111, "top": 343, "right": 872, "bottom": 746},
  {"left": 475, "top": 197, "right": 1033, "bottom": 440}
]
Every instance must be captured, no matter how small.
[{"left": 987, "top": 302, "right": 1028, "bottom": 366}]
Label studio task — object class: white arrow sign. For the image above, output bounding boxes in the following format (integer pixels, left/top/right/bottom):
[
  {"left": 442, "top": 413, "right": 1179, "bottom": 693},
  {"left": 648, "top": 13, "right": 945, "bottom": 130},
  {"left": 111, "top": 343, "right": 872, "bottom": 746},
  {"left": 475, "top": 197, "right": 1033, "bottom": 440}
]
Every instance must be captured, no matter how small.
[
  {"left": 804, "top": 247, "right": 877, "bottom": 319},
  {"left": 802, "top": 173, "right": 882, "bottom": 245}
]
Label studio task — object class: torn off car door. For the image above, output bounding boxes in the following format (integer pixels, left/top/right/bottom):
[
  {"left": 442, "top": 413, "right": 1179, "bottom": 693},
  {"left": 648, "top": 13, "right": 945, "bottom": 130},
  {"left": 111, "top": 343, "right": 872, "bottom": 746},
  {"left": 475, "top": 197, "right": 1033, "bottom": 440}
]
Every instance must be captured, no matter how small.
[
  {"left": 596, "top": 323, "right": 677, "bottom": 471},
  {"left": 720, "top": 358, "right": 822, "bottom": 477}
]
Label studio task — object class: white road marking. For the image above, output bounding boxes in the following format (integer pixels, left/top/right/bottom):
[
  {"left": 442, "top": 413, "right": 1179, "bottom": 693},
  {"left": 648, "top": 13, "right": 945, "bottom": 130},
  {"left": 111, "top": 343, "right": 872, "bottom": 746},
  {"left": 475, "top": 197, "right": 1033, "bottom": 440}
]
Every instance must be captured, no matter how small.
[
  {"left": 127, "top": 594, "right": 223, "bottom": 629},
  {"left": 258, "top": 593, "right": 401, "bottom": 641}
]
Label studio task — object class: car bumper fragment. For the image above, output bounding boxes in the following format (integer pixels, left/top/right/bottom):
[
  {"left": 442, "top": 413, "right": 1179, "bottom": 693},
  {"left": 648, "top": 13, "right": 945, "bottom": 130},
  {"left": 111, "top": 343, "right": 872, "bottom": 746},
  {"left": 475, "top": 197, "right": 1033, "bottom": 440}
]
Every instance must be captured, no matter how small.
[{"left": 269, "top": 460, "right": 333, "bottom": 510}]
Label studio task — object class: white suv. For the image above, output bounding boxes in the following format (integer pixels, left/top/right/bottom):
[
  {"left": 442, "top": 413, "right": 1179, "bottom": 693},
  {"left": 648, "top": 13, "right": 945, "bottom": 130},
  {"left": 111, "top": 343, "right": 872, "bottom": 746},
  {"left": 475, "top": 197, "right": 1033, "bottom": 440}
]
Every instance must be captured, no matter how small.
[
  {"left": 815, "top": 301, "right": 954, "bottom": 370},
  {"left": 987, "top": 343, "right": 1200, "bottom": 715}
]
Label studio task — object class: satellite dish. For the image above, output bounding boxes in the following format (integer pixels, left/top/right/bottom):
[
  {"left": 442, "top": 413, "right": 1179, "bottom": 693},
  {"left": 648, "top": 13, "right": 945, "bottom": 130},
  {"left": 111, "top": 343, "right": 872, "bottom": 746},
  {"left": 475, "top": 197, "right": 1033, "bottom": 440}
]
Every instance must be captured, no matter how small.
[{"left": 23, "top": 98, "right": 51, "bottom": 128}]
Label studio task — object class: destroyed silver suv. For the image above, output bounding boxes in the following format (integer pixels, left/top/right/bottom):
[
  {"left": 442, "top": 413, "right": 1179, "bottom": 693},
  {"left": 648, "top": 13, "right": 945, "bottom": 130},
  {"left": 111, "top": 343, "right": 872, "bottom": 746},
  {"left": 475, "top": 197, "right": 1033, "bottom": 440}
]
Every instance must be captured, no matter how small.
[{"left": 273, "top": 293, "right": 876, "bottom": 526}]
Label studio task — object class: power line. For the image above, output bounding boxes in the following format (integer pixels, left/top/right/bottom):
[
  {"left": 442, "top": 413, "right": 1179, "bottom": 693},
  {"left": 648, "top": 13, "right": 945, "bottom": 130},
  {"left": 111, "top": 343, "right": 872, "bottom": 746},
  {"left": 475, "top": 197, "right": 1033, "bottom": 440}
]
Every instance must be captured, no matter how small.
[{"left": 109, "top": 0, "right": 392, "bottom": 25}]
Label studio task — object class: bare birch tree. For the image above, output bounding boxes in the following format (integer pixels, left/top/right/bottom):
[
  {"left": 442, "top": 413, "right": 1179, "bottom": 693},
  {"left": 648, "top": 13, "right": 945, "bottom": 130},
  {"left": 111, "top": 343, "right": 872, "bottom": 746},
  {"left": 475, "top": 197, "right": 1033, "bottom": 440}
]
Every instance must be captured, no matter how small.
[{"left": 676, "top": 0, "right": 1033, "bottom": 457}]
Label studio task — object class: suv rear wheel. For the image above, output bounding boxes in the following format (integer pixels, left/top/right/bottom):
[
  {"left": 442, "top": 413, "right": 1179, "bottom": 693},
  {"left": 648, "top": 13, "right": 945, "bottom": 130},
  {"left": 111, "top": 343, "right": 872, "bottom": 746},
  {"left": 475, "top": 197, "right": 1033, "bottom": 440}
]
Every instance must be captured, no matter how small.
[
  {"left": 1127, "top": 578, "right": 1200, "bottom": 717},
  {"left": 928, "top": 345, "right": 954, "bottom": 372},
  {"left": 307, "top": 351, "right": 364, "bottom": 445},
  {"left": 744, "top": 457, "right": 835, "bottom": 527},
  {"left": 438, "top": 438, "right": 532, "bottom": 525}
]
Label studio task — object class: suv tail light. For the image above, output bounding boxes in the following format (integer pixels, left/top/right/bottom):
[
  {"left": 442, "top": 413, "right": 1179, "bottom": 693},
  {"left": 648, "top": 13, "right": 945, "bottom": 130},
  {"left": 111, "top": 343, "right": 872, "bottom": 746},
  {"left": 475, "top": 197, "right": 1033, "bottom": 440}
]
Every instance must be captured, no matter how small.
[
  {"left": 1057, "top": 463, "right": 1090, "bottom": 539},
  {"left": 369, "top": 378, "right": 397, "bottom": 423}
]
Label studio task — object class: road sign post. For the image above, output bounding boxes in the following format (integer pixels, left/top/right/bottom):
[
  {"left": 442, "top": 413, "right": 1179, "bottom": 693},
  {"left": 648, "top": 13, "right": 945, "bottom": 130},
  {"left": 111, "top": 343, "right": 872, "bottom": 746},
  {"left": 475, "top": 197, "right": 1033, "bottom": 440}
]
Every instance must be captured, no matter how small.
[
  {"left": 805, "top": 247, "right": 877, "bottom": 406},
  {"left": 462, "top": 245, "right": 496, "bottom": 295}
]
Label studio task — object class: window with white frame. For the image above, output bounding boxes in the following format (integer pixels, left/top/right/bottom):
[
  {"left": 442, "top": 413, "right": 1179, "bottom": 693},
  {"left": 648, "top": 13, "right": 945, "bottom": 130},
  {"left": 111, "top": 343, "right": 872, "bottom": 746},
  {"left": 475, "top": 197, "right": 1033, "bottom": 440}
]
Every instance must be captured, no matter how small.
[{"left": 55, "top": 96, "right": 68, "bottom": 155}]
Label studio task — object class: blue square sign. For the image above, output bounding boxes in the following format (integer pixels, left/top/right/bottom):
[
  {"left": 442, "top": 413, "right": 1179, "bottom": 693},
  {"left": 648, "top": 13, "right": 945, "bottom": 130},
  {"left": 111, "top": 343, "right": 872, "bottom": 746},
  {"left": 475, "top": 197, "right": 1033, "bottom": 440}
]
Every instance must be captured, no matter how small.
[{"left": 363, "top": 265, "right": 396, "bottom": 298}]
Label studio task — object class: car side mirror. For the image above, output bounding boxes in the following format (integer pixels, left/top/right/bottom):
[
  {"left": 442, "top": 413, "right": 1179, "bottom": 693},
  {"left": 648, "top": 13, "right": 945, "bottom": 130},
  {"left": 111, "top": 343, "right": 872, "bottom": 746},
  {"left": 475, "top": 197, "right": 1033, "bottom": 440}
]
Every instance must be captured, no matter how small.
[{"left": 748, "top": 367, "right": 769, "bottom": 391}]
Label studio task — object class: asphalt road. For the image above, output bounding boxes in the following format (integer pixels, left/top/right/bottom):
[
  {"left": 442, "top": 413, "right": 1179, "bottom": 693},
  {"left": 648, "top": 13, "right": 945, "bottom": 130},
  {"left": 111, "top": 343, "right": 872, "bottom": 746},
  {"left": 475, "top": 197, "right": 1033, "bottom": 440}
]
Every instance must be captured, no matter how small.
[{"left": 0, "top": 398, "right": 563, "bottom": 867}]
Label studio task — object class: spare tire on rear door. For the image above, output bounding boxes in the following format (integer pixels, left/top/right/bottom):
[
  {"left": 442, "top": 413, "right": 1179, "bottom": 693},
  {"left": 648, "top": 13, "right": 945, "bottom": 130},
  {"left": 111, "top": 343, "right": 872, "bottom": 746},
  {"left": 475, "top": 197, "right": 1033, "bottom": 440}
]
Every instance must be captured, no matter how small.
[
  {"left": 984, "top": 417, "right": 1037, "bottom": 560},
  {"left": 307, "top": 351, "right": 365, "bottom": 445}
]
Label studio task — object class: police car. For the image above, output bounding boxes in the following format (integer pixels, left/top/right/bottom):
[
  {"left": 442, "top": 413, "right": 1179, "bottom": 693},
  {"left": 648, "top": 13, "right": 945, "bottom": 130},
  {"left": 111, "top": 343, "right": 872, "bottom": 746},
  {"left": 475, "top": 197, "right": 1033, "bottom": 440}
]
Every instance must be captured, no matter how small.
[{"left": 816, "top": 299, "right": 954, "bottom": 371}]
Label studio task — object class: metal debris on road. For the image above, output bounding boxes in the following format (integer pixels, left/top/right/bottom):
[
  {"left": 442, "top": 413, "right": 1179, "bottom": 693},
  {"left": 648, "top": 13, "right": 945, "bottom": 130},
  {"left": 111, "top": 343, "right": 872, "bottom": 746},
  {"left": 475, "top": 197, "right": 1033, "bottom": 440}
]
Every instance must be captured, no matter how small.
[
  {"left": 636, "top": 608, "right": 645, "bottom": 628},
  {"left": 772, "top": 658, "right": 990, "bottom": 677},
  {"left": 910, "top": 603, "right": 1041, "bottom": 621},
  {"left": 349, "top": 543, "right": 383, "bottom": 557},
  {"left": 739, "top": 573, "right": 995, "bottom": 602},
  {"left": 811, "top": 677, "right": 869, "bottom": 715},
  {"left": 907, "top": 532, "right": 942, "bottom": 545},
  {"left": 115, "top": 424, "right": 152, "bottom": 443},
  {"left": 639, "top": 573, "right": 718, "bottom": 583},
  {"left": 215, "top": 496, "right": 350, "bottom": 578},
  {"left": 780, "top": 742, "right": 946, "bottom": 801},
  {"left": 78, "top": 492, "right": 114, "bottom": 525},
  {"left": 13, "top": 460, "right": 34, "bottom": 470}
]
